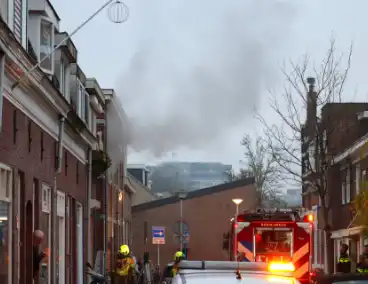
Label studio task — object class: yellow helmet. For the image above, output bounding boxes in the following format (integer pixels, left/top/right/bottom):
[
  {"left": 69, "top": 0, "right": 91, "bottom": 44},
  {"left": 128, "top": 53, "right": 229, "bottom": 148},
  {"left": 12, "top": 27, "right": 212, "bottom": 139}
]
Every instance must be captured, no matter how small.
[
  {"left": 174, "top": 251, "right": 184, "bottom": 261},
  {"left": 119, "top": 244, "right": 130, "bottom": 256}
]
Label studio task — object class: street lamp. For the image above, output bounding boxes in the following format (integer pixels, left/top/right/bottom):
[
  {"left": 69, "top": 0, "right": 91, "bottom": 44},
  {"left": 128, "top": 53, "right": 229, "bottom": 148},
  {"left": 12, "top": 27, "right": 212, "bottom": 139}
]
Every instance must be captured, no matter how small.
[
  {"left": 232, "top": 198, "right": 243, "bottom": 261},
  {"left": 177, "top": 190, "right": 188, "bottom": 251}
]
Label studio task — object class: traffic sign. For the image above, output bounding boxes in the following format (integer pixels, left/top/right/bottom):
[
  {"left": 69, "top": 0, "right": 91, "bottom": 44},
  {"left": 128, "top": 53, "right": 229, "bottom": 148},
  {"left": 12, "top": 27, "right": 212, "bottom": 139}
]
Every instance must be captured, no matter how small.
[{"left": 152, "top": 226, "right": 165, "bottom": 244}]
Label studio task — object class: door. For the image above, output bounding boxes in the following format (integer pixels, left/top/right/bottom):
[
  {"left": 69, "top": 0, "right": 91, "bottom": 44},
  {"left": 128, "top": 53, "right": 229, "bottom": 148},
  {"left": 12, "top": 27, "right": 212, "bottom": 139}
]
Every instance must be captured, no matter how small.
[
  {"left": 58, "top": 217, "right": 65, "bottom": 284},
  {"left": 25, "top": 201, "right": 33, "bottom": 283},
  {"left": 76, "top": 203, "right": 83, "bottom": 284}
]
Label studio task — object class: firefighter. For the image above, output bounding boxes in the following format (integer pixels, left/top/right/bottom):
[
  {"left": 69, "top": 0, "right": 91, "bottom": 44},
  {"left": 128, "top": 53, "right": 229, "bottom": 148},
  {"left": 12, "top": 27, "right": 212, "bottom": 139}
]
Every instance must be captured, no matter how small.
[
  {"left": 114, "top": 244, "right": 136, "bottom": 284},
  {"left": 336, "top": 243, "right": 351, "bottom": 273},
  {"left": 171, "top": 251, "right": 185, "bottom": 277},
  {"left": 357, "top": 254, "right": 368, "bottom": 273}
]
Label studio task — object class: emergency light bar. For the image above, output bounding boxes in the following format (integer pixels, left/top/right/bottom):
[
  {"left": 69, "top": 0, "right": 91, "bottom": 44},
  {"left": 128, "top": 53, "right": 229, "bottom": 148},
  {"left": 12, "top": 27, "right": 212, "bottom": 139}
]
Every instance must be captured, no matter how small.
[{"left": 177, "top": 261, "right": 295, "bottom": 275}]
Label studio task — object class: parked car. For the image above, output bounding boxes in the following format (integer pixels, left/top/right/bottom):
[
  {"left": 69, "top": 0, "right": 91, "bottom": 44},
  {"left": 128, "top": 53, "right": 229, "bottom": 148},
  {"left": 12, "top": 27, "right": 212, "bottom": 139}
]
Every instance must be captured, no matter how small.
[{"left": 171, "top": 260, "right": 299, "bottom": 284}]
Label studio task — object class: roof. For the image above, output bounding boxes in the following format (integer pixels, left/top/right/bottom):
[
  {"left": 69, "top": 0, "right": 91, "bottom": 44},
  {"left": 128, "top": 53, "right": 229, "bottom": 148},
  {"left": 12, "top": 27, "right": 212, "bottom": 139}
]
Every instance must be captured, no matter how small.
[{"left": 132, "top": 177, "right": 255, "bottom": 212}]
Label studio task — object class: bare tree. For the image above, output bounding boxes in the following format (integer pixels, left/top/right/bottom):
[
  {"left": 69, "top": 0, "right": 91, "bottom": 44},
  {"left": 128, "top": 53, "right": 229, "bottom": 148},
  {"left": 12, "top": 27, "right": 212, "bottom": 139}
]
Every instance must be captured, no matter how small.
[
  {"left": 258, "top": 38, "right": 353, "bottom": 273},
  {"left": 241, "top": 134, "right": 285, "bottom": 206}
]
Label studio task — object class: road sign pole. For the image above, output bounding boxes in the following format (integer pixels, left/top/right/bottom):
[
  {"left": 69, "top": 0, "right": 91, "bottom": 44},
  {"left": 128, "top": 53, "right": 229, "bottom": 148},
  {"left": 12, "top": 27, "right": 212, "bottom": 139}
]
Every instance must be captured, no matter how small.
[{"left": 157, "top": 244, "right": 160, "bottom": 268}]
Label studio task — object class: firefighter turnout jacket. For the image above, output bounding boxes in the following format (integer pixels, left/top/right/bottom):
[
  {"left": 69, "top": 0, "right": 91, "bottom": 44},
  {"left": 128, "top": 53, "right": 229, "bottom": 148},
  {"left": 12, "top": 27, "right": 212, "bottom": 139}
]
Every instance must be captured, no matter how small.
[
  {"left": 115, "top": 256, "right": 135, "bottom": 276},
  {"left": 171, "top": 263, "right": 179, "bottom": 278},
  {"left": 336, "top": 254, "right": 351, "bottom": 273}
]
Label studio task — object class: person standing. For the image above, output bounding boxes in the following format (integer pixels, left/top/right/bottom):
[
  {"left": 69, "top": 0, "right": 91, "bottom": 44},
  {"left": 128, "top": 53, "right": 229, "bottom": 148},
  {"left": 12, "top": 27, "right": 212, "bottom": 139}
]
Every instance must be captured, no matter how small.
[
  {"left": 336, "top": 243, "right": 351, "bottom": 273},
  {"left": 33, "top": 230, "right": 46, "bottom": 279},
  {"left": 114, "top": 244, "right": 136, "bottom": 284}
]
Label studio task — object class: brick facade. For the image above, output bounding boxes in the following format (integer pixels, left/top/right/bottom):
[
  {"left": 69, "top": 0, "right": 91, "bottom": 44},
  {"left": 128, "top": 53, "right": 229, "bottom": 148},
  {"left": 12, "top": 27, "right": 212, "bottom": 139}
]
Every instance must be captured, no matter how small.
[{"left": 0, "top": 97, "right": 88, "bottom": 284}]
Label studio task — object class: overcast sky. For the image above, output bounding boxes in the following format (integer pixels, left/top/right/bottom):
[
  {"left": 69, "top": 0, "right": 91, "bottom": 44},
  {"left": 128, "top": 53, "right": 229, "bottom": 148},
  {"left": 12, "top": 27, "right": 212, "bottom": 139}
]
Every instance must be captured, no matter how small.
[{"left": 52, "top": 0, "right": 368, "bottom": 169}]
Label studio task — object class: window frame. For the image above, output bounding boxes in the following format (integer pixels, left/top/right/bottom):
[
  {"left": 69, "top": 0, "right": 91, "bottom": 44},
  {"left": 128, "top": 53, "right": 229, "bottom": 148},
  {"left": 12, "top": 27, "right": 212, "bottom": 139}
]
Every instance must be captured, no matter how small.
[
  {"left": 39, "top": 16, "right": 55, "bottom": 75},
  {"left": 76, "top": 79, "right": 84, "bottom": 119},
  {"left": 84, "top": 90, "right": 90, "bottom": 127},
  {"left": 42, "top": 183, "right": 51, "bottom": 213},
  {"left": 0, "top": 163, "right": 12, "bottom": 284}
]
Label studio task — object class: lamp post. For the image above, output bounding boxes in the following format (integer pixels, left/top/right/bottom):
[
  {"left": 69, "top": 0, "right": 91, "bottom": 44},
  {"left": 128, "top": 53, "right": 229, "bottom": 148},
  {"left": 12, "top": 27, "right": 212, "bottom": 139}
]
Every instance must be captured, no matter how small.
[
  {"left": 177, "top": 190, "right": 188, "bottom": 251},
  {"left": 232, "top": 198, "right": 243, "bottom": 261}
]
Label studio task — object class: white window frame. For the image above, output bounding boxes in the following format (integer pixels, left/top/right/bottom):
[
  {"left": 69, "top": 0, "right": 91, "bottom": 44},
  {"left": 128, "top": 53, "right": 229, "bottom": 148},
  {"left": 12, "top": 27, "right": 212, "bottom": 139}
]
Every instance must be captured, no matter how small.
[
  {"left": 57, "top": 55, "right": 69, "bottom": 98},
  {"left": 341, "top": 181, "right": 346, "bottom": 205},
  {"left": 39, "top": 17, "right": 55, "bottom": 75},
  {"left": 42, "top": 183, "right": 51, "bottom": 213},
  {"left": 76, "top": 79, "right": 85, "bottom": 119},
  {"left": 59, "top": 57, "right": 65, "bottom": 94},
  {"left": 21, "top": 0, "right": 27, "bottom": 49},
  {"left": 84, "top": 90, "right": 90, "bottom": 127},
  {"left": 0, "top": 163, "right": 12, "bottom": 284}
]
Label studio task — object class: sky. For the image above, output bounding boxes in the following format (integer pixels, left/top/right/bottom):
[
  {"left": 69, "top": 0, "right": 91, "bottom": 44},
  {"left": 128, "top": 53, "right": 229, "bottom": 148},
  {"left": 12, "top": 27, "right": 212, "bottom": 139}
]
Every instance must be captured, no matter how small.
[{"left": 51, "top": 0, "right": 368, "bottom": 170}]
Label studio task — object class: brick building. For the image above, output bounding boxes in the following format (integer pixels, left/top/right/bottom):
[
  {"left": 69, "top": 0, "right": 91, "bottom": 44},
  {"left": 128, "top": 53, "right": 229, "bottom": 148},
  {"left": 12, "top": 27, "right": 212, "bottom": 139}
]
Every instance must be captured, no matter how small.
[
  {"left": 0, "top": 1, "right": 117, "bottom": 284},
  {"left": 301, "top": 78, "right": 368, "bottom": 272},
  {"left": 93, "top": 88, "right": 133, "bottom": 273},
  {"left": 131, "top": 178, "right": 256, "bottom": 267}
]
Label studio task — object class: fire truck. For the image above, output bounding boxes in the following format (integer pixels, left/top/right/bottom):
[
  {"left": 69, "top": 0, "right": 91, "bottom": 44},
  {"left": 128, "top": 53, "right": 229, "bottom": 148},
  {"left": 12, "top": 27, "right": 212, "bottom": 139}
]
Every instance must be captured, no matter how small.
[{"left": 231, "top": 208, "right": 313, "bottom": 284}]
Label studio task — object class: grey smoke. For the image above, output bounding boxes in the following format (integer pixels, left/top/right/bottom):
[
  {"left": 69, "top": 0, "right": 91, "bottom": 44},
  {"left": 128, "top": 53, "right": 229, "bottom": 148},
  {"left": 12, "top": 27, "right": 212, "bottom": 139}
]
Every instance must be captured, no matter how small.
[{"left": 118, "top": 0, "right": 297, "bottom": 157}]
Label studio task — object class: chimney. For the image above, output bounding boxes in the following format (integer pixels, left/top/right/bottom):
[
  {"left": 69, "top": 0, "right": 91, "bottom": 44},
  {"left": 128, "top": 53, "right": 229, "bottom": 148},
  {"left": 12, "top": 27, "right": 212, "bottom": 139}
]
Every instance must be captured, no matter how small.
[{"left": 306, "top": 77, "right": 317, "bottom": 137}]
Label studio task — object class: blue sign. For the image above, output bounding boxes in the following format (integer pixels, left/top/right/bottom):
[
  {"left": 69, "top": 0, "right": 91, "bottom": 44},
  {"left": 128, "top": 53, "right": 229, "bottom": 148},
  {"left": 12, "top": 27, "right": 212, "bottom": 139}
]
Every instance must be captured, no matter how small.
[{"left": 152, "top": 226, "right": 165, "bottom": 244}]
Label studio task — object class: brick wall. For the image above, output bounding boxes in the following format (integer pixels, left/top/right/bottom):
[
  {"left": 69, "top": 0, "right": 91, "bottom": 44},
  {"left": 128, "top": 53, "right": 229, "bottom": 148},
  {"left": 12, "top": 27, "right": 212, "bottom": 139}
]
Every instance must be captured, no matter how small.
[
  {"left": 0, "top": 98, "right": 88, "bottom": 283},
  {"left": 132, "top": 183, "right": 256, "bottom": 267}
]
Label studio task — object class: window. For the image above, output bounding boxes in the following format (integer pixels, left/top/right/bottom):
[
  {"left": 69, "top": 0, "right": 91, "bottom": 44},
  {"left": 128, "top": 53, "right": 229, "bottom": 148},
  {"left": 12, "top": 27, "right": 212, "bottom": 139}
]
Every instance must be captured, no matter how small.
[
  {"left": 0, "top": 164, "right": 12, "bottom": 284},
  {"left": 362, "top": 169, "right": 367, "bottom": 191},
  {"left": 341, "top": 168, "right": 350, "bottom": 204},
  {"left": 84, "top": 91, "right": 89, "bottom": 126},
  {"left": 255, "top": 228, "right": 292, "bottom": 257},
  {"left": 55, "top": 57, "right": 68, "bottom": 96},
  {"left": 27, "top": 120, "right": 32, "bottom": 152},
  {"left": 0, "top": 200, "right": 10, "bottom": 283},
  {"left": 0, "top": 166, "right": 11, "bottom": 200},
  {"left": 355, "top": 164, "right": 360, "bottom": 195},
  {"left": 42, "top": 184, "right": 51, "bottom": 213},
  {"left": 12, "top": 110, "right": 17, "bottom": 144},
  {"left": 39, "top": 19, "right": 54, "bottom": 73},
  {"left": 78, "top": 81, "right": 84, "bottom": 118},
  {"left": 40, "top": 132, "right": 44, "bottom": 161}
]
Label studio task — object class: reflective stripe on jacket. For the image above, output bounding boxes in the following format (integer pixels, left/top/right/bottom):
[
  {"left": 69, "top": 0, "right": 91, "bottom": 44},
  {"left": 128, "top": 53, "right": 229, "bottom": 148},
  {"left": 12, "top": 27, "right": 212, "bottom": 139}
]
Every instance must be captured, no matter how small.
[
  {"left": 357, "top": 267, "right": 368, "bottom": 273},
  {"left": 336, "top": 256, "right": 351, "bottom": 273},
  {"left": 338, "top": 257, "right": 350, "bottom": 263}
]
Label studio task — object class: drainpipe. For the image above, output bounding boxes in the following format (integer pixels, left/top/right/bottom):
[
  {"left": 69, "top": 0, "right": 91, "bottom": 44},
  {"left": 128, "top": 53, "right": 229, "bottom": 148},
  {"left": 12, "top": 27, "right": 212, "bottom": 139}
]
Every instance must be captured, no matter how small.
[
  {"left": 51, "top": 116, "right": 65, "bottom": 284},
  {"left": 103, "top": 103, "right": 109, "bottom": 276},
  {"left": 87, "top": 147, "right": 92, "bottom": 264}
]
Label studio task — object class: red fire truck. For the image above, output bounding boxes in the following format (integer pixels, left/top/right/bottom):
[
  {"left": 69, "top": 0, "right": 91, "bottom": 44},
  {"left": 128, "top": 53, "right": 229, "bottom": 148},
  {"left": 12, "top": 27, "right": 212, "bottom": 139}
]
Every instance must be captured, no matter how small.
[{"left": 231, "top": 209, "right": 313, "bottom": 284}]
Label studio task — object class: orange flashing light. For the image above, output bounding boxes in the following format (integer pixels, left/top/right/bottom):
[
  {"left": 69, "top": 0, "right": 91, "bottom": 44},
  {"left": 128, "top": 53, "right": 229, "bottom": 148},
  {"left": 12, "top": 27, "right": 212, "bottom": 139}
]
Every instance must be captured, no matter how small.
[
  {"left": 268, "top": 262, "right": 295, "bottom": 272},
  {"left": 307, "top": 214, "right": 313, "bottom": 222}
]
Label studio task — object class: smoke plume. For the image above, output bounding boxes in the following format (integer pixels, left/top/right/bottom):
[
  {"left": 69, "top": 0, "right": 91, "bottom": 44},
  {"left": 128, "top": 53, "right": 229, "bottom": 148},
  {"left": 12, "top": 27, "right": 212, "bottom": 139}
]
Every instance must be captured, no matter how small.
[{"left": 117, "top": 0, "right": 297, "bottom": 157}]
